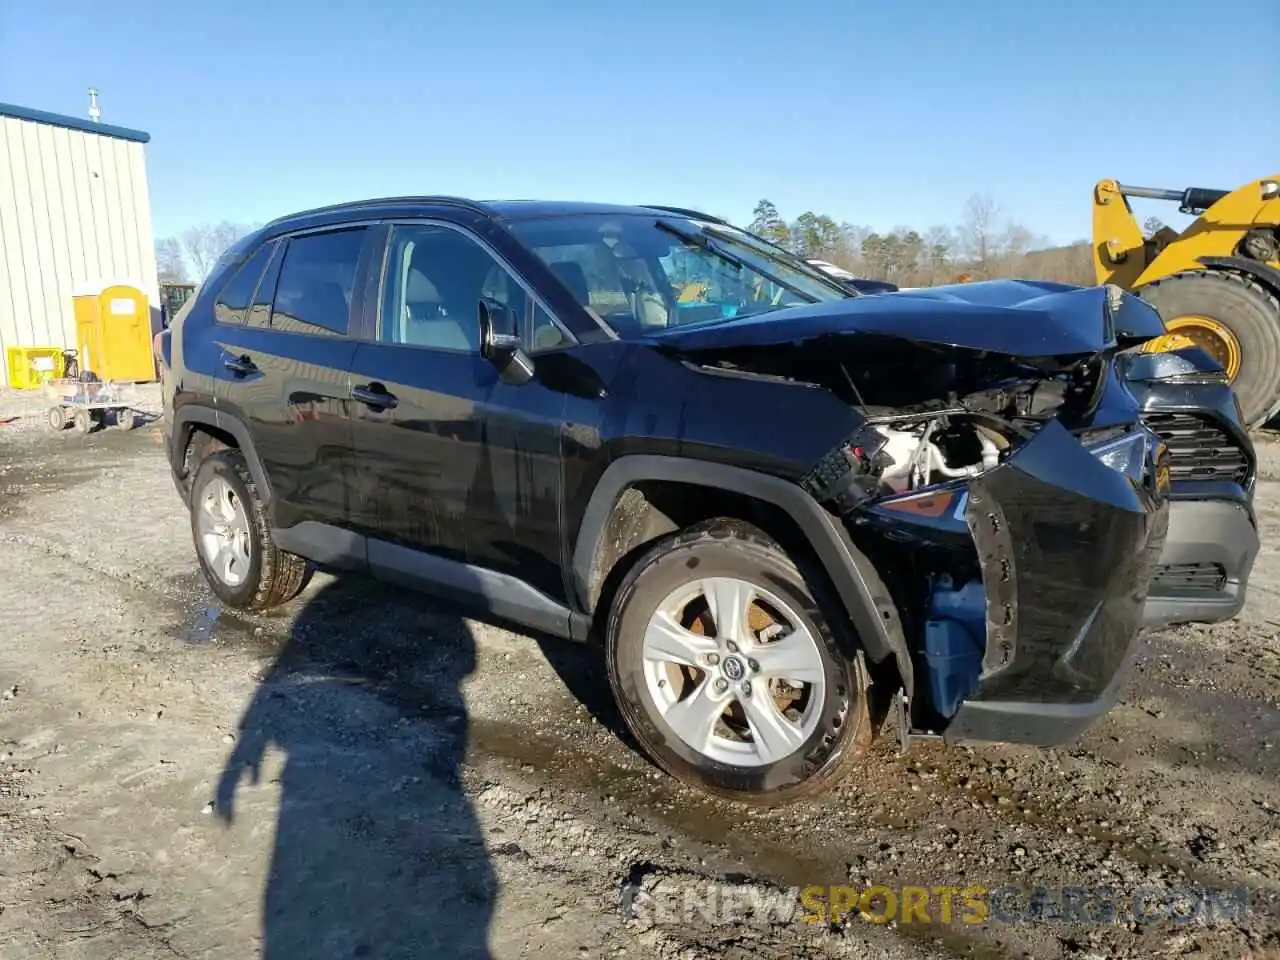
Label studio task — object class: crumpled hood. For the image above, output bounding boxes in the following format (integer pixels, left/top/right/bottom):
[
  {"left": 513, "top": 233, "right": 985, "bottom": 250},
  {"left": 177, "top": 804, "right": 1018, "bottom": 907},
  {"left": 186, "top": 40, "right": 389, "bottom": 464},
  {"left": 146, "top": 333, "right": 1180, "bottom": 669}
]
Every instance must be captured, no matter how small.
[{"left": 650, "top": 280, "right": 1166, "bottom": 358}]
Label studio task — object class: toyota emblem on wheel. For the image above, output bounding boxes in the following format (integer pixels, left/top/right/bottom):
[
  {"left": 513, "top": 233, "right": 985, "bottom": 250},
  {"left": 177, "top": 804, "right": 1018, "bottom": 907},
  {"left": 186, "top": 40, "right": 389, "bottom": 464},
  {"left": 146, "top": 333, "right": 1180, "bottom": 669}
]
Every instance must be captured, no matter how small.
[{"left": 722, "top": 656, "right": 745, "bottom": 681}]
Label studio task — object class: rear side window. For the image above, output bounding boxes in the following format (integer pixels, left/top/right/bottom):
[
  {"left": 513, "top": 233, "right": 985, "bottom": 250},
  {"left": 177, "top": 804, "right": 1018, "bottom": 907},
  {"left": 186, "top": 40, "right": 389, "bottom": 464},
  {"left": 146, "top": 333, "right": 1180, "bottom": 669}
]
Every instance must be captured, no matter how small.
[
  {"left": 270, "top": 228, "right": 367, "bottom": 336},
  {"left": 213, "top": 244, "right": 273, "bottom": 325}
]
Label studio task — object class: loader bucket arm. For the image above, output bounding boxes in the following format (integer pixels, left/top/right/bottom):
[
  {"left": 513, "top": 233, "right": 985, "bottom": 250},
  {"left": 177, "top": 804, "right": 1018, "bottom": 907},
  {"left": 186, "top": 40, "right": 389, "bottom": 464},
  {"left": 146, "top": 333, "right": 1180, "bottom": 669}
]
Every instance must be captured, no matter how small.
[
  {"left": 1091, "top": 179, "right": 1147, "bottom": 288},
  {"left": 1134, "top": 174, "right": 1280, "bottom": 290}
]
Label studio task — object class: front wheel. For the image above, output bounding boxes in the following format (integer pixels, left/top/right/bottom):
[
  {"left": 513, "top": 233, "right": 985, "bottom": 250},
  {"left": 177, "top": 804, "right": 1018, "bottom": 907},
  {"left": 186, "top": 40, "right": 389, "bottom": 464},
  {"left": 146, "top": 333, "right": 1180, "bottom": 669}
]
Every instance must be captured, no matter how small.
[
  {"left": 605, "top": 518, "right": 872, "bottom": 805},
  {"left": 189, "top": 449, "right": 310, "bottom": 611}
]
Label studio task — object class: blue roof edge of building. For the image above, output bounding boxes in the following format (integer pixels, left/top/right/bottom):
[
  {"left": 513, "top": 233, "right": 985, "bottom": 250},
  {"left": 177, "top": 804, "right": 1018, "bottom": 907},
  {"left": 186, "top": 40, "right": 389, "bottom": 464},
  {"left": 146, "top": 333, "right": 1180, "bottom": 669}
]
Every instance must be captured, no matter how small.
[{"left": 0, "top": 102, "right": 150, "bottom": 144}]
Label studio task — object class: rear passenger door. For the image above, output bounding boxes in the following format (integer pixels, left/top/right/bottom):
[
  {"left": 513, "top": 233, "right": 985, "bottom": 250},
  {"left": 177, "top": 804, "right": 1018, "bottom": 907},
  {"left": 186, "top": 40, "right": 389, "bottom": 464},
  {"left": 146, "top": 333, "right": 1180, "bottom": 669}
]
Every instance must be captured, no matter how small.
[{"left": 212, "top": 225, "right": 382, "bottom": 556}]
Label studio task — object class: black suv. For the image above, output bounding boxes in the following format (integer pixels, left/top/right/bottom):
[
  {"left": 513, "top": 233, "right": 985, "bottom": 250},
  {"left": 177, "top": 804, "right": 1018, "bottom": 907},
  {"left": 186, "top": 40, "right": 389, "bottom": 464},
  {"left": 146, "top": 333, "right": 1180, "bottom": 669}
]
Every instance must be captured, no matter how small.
[{"left": 157, "top": 197, "right": 1253, "bottom": 804}]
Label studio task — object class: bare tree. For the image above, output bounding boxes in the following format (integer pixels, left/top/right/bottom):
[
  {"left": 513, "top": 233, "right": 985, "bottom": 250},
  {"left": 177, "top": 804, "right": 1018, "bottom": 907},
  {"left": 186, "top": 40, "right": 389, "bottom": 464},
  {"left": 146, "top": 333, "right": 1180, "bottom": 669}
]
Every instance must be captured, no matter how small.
[
  {"left": 181, "top": 221, "right": 256, "bottom": 279},
  {"left": 960, "top": 193, "right": 1001, "bottom": 276},
  {"left": 155, "top": 237, "right": 188, "bottom": 282}
]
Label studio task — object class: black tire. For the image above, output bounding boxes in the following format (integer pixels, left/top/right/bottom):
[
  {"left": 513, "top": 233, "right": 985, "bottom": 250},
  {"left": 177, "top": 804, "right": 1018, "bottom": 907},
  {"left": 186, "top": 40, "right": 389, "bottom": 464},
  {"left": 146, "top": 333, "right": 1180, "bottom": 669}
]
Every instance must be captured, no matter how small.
[
  {"left": 48, "top": 407, "right": 66, "bottom": 431},
  {"left": 189, "top": 448, "right": 309, "bottom": 611},
  {"left": 604, "top": 518, "right": 872, "bottom": 806},
  {"left": 1139, "top": 270, "right": 1280, "bottom": 429}
]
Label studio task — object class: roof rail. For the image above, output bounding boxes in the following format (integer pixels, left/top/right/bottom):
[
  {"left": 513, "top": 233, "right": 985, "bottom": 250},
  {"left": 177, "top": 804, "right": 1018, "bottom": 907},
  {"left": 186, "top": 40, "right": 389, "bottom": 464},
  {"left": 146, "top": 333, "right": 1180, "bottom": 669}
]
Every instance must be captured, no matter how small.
[
  {"left": 643, "top": 204, "right": 732, "bottom": 225},
  {"left": 262, "top": 195, "right": 493, "bottom": 228}
]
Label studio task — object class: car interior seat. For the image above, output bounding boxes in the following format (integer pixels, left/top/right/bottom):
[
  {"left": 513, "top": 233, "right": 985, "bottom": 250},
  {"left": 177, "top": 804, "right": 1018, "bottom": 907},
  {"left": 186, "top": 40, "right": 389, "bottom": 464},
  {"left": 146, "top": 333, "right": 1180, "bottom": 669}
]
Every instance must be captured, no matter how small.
[
  {"left": 404, "top": 258, "right": 477, "bottom": 352},
  {"left": 300, "top": 279, "right": 350, "bottom": 330}
]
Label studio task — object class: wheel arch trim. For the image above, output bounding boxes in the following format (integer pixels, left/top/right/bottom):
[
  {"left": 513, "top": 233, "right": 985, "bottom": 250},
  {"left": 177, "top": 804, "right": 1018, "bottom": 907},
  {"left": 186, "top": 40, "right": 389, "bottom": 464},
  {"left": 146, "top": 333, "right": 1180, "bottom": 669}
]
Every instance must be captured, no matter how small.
[
  {"left": 171, "top": 405, "right": 274, "bottom": 508},
  {"left": 571, "top": 455, "right": 912, "bottom": 685}
]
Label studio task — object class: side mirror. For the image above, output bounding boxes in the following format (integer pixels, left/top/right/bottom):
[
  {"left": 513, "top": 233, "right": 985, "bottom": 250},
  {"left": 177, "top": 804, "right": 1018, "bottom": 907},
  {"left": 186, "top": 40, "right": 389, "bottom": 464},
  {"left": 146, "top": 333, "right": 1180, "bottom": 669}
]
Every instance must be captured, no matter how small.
[{"left": 478, "top": 297, "right": 535, "bottom": 385}]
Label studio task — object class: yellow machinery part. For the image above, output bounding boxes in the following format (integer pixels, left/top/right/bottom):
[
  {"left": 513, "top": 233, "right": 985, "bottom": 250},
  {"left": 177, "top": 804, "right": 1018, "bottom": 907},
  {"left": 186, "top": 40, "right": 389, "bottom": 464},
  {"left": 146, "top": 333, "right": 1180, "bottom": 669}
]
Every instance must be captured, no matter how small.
[
  {"left": 1138, "top": 316, "right": 1243, "bottom": 379},
  {"left": 1093, "top": 174, "right": 1280, "bottom": 290}
]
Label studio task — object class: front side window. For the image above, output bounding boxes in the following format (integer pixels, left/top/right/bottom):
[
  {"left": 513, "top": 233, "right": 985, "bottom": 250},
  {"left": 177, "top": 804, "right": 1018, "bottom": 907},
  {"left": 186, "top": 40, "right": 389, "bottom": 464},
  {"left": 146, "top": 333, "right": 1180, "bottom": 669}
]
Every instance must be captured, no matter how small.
[
  {"left": 505, "top": 214, "right": 851, "bottom": 337},
  {"left": 378, "top": 223, "right": 571, "bottom": 354},
  {"left": 270, "top": 228, "right": 367, "bottom": 337}
]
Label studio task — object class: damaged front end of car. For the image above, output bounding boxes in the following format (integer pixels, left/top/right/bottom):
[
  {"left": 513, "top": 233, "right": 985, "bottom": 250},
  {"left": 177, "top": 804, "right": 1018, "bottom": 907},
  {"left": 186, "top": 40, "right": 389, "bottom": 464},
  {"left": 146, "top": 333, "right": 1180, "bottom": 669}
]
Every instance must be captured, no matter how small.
[{"left": 660, "top": 282, "right": 1174, "bottom": 750}]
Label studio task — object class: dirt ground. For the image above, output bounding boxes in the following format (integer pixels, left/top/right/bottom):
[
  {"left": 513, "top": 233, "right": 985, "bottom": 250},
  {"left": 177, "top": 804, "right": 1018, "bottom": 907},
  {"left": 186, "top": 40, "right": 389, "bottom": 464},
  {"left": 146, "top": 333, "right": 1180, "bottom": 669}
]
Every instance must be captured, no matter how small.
[{"left": 0, "top": 384, "right": 1277, "bottom": 960}]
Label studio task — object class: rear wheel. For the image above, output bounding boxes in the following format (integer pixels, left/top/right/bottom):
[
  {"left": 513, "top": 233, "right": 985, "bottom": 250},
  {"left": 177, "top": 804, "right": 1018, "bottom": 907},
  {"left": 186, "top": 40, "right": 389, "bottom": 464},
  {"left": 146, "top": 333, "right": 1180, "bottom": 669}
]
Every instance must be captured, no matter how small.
[
  {"left": 1139, "top": 270, "right": 1280, "bottom": 428},
  {"left": 189, "top": 449, "right": 309, "bottom": 610},
  {"left": 604, "top": 518, "right": 872, "bottom": 805}
]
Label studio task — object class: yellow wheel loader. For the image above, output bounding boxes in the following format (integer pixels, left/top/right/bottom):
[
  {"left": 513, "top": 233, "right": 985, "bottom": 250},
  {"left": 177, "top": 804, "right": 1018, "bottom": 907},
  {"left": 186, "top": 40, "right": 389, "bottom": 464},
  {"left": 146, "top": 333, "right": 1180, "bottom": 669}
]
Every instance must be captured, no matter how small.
[{"left": 1092, "top": 174, "right": 1280, "bottom": 428}]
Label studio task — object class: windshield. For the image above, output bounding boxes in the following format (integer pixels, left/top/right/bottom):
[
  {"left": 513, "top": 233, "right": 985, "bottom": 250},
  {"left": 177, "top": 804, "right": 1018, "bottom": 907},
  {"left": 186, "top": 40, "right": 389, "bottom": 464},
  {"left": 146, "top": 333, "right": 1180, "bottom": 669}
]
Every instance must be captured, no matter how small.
[{"left": 504, "top": 214, "right": 852, "bottom": 337}]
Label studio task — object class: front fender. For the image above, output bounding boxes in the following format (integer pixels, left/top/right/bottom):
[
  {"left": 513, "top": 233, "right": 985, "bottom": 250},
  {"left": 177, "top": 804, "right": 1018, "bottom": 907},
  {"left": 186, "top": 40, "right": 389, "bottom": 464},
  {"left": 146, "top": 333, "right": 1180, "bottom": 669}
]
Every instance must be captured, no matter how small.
[
  {"left": 570, "top": 454, "right": 913, "bottom": 689},
  {"left": 171, "top": 405, "right": 275, "bottom": 512}
]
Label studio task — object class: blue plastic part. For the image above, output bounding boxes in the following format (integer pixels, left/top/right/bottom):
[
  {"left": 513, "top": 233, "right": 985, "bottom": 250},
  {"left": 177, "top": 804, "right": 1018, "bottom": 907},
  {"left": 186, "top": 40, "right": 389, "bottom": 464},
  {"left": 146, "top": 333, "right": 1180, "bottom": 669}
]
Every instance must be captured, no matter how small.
[{"left": 923, "top": 576, "right": 987, "bottom": 718}]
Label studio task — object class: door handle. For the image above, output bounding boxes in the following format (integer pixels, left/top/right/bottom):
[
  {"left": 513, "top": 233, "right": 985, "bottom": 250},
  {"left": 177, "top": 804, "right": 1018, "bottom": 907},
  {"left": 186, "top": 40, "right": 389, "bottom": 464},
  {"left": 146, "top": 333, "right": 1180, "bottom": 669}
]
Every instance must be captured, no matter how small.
[
  {"left": 350, "top": 384, "right": 398, "bottom": 409},
  {"left": 223, "top": 354, "right": 257, "bottom": 376}
]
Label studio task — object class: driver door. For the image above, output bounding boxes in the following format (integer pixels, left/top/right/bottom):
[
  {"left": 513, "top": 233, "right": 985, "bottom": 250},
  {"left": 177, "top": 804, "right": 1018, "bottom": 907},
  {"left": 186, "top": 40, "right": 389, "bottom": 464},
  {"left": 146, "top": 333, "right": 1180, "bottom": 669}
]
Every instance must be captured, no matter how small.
[{"left": 347, "top": 221, "right": 570, "bottom": 605}]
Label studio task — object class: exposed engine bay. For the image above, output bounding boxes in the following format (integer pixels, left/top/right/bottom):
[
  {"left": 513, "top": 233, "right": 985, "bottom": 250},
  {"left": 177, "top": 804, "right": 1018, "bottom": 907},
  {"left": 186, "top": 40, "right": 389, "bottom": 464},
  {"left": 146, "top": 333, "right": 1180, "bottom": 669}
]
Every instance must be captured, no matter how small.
[
  {"left": 864, "top": 414, "right": 1005, "bottom": 494},
  {"left": 682, "top": 335, "right": 1108, "bottom": 503}
]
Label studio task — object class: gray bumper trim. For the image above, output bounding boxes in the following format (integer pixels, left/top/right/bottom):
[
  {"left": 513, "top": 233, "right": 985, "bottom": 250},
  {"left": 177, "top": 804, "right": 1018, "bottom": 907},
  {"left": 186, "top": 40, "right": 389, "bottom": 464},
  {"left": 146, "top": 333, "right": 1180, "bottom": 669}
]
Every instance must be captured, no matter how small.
[{"left": 1141, "top": 497, "right": 1259, "bottom": 627}]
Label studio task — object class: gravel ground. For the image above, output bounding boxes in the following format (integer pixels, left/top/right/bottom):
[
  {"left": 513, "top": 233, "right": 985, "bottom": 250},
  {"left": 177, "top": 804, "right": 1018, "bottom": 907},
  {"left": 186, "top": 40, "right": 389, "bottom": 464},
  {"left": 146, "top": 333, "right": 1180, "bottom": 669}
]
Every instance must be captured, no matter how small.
[{"left": 0, "top": 383, "right": 1278, "bottom": 960}]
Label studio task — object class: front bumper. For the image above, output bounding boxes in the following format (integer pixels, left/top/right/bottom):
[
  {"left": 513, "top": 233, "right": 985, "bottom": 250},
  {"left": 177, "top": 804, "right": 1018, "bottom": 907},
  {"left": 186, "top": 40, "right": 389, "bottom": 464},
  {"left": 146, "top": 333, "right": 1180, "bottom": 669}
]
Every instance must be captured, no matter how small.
[
  {"left": 941, "top": 420, "right": 1168, "bottom": 747},
  {"left": 1142, "top": 495, "right": 1259, "bottom": 627}
]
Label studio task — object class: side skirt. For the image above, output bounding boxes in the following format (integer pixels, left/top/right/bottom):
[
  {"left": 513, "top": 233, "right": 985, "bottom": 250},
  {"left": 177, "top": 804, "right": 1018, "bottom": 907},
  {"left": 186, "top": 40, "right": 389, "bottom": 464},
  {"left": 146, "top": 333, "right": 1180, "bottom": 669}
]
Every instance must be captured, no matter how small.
[{"left": 272, "top": 521, "right": 589, "bottom": 642}]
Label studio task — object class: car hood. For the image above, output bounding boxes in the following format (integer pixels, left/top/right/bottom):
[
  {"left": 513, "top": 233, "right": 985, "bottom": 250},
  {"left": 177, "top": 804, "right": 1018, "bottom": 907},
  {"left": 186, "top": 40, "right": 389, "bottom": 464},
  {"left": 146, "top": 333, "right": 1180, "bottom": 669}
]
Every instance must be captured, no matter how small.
[{"left": 650, "top": 280, "right": 1166, "bottom": 358}]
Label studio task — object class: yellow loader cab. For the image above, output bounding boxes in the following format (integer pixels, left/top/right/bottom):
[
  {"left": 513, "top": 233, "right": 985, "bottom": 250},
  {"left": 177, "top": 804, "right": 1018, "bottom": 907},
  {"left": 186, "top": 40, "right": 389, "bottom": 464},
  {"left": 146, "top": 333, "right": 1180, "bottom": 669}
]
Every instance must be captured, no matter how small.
[{"left": 1092, "top": 174, "right": 1280, "bottom": 428}]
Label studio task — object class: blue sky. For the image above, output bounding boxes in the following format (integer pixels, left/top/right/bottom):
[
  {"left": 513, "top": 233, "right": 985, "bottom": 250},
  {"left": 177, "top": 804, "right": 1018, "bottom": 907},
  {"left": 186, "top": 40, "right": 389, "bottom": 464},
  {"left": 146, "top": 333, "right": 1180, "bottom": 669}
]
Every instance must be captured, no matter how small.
[{"left": 2, "top": 0, "right": 1277, "bottom": 247}]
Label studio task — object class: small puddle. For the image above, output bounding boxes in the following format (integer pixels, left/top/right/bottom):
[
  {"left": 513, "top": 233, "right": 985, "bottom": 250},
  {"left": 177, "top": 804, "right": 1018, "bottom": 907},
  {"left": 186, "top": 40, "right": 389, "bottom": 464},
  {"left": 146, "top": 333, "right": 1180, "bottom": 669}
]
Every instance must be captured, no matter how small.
[
  {"left": 184, "top": 604, "right": 222, "bottom": 643},
  {"left": 175, "top": 598, "right": 276, "bottom": 650}
]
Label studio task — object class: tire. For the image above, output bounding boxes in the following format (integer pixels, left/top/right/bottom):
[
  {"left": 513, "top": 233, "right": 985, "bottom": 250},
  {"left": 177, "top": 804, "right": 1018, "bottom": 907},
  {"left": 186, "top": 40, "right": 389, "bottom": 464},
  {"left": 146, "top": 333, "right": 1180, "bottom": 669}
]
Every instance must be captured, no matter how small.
[
  {"left": 48, "top": 407, "right": 66, "bottom": 431},
  {"left": 604, "top": 518, "right": 872, "bottom": 806},
  {"left": 189, "top": 448, "right": 309, "bottom": 611},
  {"left": 116, "top": 408, "right": 136, "bottom": 430},
  {"left": 72, "top": 409, "right": 92, "bottom": 434},
  {"left": 1139, "top": 270, "right": 1280, "bottom": 429}
]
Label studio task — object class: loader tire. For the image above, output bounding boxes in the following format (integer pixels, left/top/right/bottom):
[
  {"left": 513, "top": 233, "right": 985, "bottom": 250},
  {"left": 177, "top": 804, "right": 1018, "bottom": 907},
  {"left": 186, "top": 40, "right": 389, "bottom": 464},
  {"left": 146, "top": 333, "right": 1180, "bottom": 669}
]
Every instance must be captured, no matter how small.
[{"left": 1139, "top": 270, "right": 1280, "bottom": 429}]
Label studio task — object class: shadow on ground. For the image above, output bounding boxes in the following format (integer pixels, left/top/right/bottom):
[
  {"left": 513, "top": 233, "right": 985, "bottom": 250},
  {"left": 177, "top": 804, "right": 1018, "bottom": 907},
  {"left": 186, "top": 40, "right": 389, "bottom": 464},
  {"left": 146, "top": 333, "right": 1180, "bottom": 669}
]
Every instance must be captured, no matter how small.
[{"left": 213, "top": 576, "right": 498, "bottom": 960}]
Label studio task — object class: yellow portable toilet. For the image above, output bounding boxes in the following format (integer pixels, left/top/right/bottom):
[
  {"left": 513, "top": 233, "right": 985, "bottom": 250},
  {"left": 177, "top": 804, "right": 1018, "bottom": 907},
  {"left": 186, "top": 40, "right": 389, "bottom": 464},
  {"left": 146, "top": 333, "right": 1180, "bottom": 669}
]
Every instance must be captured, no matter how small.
[{"left": 72, "top": 283, "right": 158, "bottom": 382}]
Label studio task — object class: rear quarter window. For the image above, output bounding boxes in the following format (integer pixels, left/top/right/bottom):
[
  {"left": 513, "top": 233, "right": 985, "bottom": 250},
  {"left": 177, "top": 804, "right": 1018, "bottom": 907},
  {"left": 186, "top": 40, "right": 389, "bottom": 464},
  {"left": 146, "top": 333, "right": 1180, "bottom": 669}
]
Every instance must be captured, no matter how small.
[{"left": 213, "top": 244, "right": 274, "bottom": 325}]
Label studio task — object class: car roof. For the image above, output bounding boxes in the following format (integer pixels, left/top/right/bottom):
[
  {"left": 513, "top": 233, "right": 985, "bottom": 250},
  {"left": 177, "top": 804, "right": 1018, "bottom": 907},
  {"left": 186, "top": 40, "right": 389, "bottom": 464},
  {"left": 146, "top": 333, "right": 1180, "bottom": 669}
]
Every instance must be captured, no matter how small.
[{"left": 258, "top": 196, "right": 722, "bottom": 233}]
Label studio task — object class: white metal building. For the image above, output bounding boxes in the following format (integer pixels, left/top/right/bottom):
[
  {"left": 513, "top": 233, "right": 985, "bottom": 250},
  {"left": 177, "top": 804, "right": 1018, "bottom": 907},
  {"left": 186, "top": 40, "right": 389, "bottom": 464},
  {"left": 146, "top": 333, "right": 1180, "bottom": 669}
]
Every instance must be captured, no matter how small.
[{"left": 0, "top": 101, "right": 159, "bottom": 387}]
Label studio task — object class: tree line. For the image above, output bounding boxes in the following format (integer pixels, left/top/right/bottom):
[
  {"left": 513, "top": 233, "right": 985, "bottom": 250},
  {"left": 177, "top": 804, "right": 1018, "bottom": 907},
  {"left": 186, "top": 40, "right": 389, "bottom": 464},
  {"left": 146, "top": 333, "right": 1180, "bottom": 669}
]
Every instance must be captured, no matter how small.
[
  {"left": 155, "top": 221, "right": 259, "bottom": 284},
  {"left": 157, "top": 194, "right": 1137, "bottom": 289},
  {"left": 746, "top": 195, "right": 1100, "bottom": 287}
]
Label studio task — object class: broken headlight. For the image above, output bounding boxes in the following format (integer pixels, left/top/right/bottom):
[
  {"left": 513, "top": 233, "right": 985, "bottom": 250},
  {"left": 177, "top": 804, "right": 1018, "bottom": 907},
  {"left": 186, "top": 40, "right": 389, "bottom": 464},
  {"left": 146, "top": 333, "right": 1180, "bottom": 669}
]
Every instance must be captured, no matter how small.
[{"left": 1087, "top": 430, "right": 1148, "bottom": 483}]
